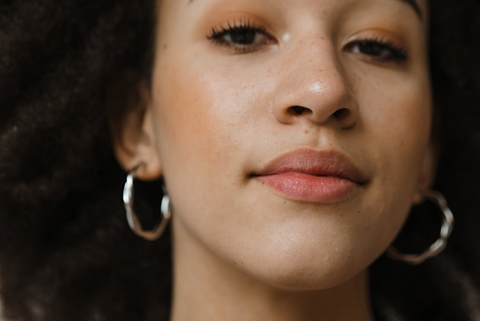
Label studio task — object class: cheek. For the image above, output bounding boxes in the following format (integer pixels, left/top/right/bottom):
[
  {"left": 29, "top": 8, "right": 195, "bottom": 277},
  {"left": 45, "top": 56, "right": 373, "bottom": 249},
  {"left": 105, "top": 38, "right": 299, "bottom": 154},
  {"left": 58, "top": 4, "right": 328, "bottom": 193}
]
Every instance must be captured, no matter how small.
[
  {"left": 150, "top": 51, "right": 269, "bottom": 241},
  {"left": 365, "top": 74, "right": 432, "bottom": 190},
  {"left": 353, "top": 71, "right": 432, "bottom": 252},
  {"left": 151, "top": 50, "right": 277, "bottom": 186}
]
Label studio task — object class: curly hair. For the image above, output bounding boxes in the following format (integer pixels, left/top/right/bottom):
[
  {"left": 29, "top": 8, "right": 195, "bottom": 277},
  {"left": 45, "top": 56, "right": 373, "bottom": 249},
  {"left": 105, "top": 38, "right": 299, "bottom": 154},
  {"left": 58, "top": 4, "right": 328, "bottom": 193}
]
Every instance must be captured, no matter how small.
[{"left": 0, "top": 0, "right": 479, "bottom": 320}]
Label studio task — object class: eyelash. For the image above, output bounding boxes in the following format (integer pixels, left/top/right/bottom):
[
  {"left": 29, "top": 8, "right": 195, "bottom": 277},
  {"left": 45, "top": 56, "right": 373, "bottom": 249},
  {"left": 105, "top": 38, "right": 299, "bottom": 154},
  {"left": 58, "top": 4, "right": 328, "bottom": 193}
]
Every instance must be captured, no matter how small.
[
  {"left": 346, "top": 37, "right": 409, "bottom": 62},
  {"left": 207, "top": 20, "right": 409, "bottom": 62},
  {"left": 206, "top": 20, "right": 271, "bottom": 54}
]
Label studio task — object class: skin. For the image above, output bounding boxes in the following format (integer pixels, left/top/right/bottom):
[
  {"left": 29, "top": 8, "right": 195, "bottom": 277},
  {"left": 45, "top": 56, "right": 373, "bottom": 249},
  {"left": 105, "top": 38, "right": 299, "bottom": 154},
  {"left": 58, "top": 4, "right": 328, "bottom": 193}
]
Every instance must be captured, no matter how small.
[{"left": 110, "top": 0, "right": 433, "bottom": 320}]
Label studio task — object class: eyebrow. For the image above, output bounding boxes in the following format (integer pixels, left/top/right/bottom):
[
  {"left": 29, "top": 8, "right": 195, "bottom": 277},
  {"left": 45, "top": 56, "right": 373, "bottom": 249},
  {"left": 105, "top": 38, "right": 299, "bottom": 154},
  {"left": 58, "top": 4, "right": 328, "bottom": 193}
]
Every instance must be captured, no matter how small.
[{"left": 397, "top": 0, "right": 423, "bottom": 20}]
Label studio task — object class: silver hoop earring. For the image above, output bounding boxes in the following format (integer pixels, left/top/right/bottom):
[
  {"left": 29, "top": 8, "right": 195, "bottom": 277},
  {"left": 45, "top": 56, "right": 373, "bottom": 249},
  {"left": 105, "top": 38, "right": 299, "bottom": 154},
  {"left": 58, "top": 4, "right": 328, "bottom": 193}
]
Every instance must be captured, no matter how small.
[
  {"left": 123, "top": 163, "right": 171, "bottom": 241},
  {"left": 387, "top": 190, "right": 454, "bottom": 265}
]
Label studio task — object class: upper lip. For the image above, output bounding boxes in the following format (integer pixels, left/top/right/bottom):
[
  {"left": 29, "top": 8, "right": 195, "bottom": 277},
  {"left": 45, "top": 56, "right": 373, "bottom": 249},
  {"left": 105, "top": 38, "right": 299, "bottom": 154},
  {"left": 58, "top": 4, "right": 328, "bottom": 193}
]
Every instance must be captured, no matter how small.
[{"left": 254, "top": 147, "right": 369, "bottom": 184}]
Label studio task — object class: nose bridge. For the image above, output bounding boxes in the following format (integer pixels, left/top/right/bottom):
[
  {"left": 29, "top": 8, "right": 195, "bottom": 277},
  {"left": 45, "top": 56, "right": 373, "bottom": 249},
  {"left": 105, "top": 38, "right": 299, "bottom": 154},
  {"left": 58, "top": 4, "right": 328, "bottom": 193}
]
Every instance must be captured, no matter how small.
[
  {"left": 292, "top": 37, "right": 345, "bottom": 96},
  {"left": 272, "top": 34, "right": 357, "bottom": 127}
]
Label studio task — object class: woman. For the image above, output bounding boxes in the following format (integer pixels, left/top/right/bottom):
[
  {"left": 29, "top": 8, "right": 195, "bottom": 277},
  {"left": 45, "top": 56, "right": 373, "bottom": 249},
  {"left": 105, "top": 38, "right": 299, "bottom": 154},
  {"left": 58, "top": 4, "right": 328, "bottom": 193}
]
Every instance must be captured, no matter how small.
[{"left": 0, "top": 0, "right": 479, "bottom": 320}]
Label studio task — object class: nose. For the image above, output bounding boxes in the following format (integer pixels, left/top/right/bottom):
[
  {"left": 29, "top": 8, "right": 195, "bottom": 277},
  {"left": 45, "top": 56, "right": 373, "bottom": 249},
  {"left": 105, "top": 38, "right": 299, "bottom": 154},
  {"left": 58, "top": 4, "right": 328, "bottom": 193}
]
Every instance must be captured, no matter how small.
[{"left": 271, "top": 40, "right": 358, "bottom": 129}]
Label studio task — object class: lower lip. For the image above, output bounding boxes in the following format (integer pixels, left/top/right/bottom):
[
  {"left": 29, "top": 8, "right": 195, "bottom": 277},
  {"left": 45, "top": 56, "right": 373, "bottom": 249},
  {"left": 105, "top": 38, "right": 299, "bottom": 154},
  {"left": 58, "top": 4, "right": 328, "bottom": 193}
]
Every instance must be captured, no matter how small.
[{"left": 256, "top": 172, "right": 359, "bottom": 203}]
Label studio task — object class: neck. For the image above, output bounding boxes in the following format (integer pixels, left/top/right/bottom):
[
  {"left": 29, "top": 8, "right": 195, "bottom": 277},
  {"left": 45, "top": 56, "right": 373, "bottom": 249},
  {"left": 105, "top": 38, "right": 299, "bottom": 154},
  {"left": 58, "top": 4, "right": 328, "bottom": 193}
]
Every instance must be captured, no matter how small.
[{"left": 170, "top": 216, "right": 374, "bottom": 321}]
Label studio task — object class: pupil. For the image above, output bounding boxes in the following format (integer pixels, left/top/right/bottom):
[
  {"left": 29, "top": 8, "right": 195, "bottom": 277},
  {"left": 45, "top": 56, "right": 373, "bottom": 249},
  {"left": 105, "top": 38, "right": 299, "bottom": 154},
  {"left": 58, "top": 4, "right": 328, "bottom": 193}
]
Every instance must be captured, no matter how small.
[
  {"left": 359, "top": 42, "right": 386, "bottom": 57},
  {"left": 230, "top": 30, "right": 256, "bottom": 44}
]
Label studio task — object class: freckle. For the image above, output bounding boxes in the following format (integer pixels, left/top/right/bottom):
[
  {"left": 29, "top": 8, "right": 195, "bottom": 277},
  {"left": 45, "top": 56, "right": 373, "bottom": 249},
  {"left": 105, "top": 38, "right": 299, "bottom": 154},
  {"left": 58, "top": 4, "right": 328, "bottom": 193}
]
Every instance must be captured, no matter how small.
[
  {"left": 304, "top": 129, "right": 309, "bottom": 134},
  {"left": 163, "top": 44, "right": 168, "bottom": 50}
]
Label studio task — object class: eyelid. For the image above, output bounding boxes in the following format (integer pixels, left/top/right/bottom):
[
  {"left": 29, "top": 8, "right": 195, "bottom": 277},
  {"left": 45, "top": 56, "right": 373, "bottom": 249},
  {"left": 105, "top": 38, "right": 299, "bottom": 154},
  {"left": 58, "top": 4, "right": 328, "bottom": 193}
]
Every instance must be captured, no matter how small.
[
  {"left": 206, "top": 14, "right": 276, "bottom": 36},
  {"left": 209, "top": 19, "right": 264, "bottom": 32},
  {"left": 343, "top": 28, "right": 408, "bottom": 49}
]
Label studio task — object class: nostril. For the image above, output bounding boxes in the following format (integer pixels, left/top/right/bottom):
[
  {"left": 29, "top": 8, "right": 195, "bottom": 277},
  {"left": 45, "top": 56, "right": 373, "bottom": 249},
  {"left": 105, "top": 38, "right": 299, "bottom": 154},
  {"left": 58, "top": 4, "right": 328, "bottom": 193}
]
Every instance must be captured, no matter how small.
[
  {"left": 333, "top": 108, "right": 350, "bottom": 121},
  {"left": 289, "top": 106, "right": 311, "bottom": 115}
]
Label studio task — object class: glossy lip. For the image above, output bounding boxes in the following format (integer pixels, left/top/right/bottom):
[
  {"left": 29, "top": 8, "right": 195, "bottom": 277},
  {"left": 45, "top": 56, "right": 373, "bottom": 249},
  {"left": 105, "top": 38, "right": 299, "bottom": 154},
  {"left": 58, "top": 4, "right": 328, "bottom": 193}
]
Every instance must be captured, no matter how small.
[{"left": 252, "top": 148, "right": 369, "bottom": 203}]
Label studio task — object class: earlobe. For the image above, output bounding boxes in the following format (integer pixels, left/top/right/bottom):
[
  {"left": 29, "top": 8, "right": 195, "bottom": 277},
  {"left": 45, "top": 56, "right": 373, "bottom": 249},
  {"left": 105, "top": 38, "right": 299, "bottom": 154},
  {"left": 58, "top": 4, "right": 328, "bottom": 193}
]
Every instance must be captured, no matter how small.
[{"left": 107, "top": 74, "right": 162, "bottom": 181}]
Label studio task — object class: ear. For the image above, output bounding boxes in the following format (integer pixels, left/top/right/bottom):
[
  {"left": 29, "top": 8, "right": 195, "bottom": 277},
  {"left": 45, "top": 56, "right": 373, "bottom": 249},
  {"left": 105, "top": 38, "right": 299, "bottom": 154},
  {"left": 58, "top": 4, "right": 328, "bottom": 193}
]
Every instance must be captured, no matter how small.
[
  {"left": 107, "top": 72, "right": 162, "bottom": 181},
  {"left": 413, "top": 141, "right": 439, "bottom": 204}
]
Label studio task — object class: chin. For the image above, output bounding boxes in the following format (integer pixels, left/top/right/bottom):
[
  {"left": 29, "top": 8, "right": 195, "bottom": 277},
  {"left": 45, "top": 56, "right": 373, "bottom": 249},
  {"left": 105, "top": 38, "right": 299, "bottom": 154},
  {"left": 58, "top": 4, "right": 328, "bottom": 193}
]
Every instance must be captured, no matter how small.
[
  {"left": 235, "top": 241, "right": 368, "bottom": 292},
  {"left": 252, "top": 259, "right": 363, "bottom": 292}
]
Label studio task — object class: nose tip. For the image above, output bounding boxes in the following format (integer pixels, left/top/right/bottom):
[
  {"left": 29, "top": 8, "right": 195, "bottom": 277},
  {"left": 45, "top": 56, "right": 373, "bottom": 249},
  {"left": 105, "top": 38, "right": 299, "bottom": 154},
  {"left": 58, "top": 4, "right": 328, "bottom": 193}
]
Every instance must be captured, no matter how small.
[{"left": 271, "top": 48, "right": 359, "bottom": 129}]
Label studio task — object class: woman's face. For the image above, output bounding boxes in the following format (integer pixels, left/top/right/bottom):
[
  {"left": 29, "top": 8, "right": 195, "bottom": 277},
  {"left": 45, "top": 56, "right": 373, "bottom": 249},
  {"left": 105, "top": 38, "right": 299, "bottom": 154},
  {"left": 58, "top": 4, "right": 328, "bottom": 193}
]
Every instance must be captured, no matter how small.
[{"left": 117, "top": 0, "right": 432, "bottom": 289}]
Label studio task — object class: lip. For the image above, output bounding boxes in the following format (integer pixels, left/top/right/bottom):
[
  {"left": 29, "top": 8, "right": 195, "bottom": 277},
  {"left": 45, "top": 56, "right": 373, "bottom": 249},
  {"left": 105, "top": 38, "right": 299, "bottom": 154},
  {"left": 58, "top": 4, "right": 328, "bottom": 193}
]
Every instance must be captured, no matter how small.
[{"left": 253, "top": 148, "right": 368, "bottom": 203}]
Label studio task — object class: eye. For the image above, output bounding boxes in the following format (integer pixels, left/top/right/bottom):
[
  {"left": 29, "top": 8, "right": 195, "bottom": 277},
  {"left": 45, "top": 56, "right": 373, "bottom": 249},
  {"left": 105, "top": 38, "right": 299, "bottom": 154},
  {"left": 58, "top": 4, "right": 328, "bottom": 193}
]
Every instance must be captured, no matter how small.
[
  {"left": 346, "top": 37, "right": 408, "bottom": 62},
  {"left": 207, "top": 20, "right": 275, "bottom": 54}
]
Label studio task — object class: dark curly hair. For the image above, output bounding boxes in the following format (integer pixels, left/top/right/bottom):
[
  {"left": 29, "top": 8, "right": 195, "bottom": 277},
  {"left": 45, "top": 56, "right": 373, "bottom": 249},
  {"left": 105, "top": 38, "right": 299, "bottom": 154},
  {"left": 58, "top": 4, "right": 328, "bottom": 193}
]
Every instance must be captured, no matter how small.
[{"left": 0, "top": 0, "right": 479, "bottom": 320}]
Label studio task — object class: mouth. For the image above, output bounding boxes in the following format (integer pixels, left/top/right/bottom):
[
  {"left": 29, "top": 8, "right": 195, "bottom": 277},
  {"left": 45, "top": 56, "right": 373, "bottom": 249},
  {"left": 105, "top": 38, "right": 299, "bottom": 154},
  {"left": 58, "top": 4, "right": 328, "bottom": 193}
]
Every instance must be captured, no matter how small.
[{"left": 252, "top": 147, "right": 369, "bottom": 203}]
